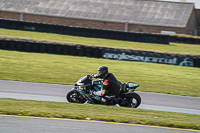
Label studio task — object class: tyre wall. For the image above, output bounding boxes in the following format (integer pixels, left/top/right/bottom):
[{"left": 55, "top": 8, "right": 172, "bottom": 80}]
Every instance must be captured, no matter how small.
[
  {"left": 0, "top": 39, "right": 199, "bottom": 68},
  {"left": 1, "top": 19, "right": 200, "bottom": 45},
  {"left": 170, "top": 36, "right": 200, "bottom": 45},
  {"left": 0, "top": 19, "right": 170, "bottom": 44}
]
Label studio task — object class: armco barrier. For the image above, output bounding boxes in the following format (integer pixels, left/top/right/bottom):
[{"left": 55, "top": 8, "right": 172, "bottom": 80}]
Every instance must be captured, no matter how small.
[
  {"left": 0, "top": 39, "right": 199, "bottom": 67},
  {"left": 0, "top": 19, "right": 170, "bottom": 44}
]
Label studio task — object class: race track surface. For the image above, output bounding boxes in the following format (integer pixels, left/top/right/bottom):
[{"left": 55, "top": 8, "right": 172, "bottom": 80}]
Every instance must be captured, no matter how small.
[
  {"left": 0, "top": 115, "right": 199, "bottom": 133},
  {"left": 0, "top": 80, "right": 200, "bottom": 115}
]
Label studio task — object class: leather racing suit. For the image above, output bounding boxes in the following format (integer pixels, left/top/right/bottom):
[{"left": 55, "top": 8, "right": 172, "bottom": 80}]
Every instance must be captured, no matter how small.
[{"left": 93, "top": 73, "right": 121, "bottom": 104}]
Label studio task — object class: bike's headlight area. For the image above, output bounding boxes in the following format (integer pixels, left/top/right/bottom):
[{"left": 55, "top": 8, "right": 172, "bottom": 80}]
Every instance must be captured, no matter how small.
[
  {"left": 78, "top": 86, "right": 82, "bottom": 90},
  {"left": 76, "top": 85, "right": 86, "bottom": 92},
  {"left": 74, "top": 85, "right": 83, "bottom": 90}
]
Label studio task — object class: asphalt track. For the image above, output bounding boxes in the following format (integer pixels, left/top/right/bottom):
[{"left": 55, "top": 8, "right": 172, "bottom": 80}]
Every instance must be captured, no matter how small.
[
  {"left": 0, "top": 80, "right": 200, "bottom": 115},
  {"left": 0, "top": 115, "right": 199, "bottom": 133},
  {"left": 1, "top": 80, "right": 200, "bottom": 133}
]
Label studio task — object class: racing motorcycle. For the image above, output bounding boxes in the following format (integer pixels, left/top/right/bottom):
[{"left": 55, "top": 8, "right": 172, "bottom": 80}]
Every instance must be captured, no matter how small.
[{"left": 66, "top": 74, "right": 141, "bottom": 108}]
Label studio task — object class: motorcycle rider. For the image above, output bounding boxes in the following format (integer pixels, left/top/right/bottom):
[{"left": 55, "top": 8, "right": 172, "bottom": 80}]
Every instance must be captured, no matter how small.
[{"left": 91, "top": 66, "right": 121, "bottom": 106}]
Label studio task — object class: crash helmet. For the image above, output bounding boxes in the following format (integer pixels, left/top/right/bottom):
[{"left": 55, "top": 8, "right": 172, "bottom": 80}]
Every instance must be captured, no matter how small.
[{"left": 97, "top": 66, "right": 108, "bottom": 78}]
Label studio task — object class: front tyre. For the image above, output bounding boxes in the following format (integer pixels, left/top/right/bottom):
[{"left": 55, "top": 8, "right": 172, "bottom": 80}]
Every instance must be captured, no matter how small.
[
  {"left": 66, "top": 90, "right": 86, "bottom": 103},
  {"left": 123, "top": 92, "right": 141, "bottom": 108}
]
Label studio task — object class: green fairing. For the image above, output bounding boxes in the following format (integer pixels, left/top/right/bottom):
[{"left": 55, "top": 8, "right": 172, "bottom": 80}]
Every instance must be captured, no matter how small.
[
  {"left": 128, "top": 89, "right": 135, "bottom": 92},
  {"left": 97, "top": 78, "right": 103, "bottom": 88},
  {"left": 97, "top": 85, "right": 102, "bottom": 88}
]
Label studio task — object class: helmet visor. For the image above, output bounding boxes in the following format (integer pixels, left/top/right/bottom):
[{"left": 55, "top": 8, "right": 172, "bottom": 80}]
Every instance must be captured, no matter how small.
[{"left": 97, "top": 70, "right": 103, "bottom": 76}]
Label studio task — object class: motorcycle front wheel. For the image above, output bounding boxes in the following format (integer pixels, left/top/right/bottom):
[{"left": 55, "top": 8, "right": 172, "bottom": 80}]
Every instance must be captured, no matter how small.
[{"left": 66, "top": 90, "right": 86, "bottom": 103}]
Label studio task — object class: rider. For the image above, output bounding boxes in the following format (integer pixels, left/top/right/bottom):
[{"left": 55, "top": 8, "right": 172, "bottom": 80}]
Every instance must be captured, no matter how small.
[{"left": 91, "top": 66, "right": 121, "bottom": 105}]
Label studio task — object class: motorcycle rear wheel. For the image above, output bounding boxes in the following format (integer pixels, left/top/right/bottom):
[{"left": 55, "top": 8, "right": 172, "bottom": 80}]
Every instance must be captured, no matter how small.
[
  {"left": 122, "top": 92, "right": 141, "bottom": 108},
  {"left": 66, "top": 90, "right": 86, "bottom": 103}
]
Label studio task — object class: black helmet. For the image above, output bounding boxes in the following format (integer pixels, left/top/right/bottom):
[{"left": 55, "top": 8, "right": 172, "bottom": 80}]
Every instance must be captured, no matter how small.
[{"left": 97, "top": 66, "right": 108, "bottom": 78}]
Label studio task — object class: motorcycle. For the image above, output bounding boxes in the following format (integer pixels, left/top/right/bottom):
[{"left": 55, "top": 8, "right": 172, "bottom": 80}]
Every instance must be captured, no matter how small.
[{"left": 66, "top": 74, "right": 141, "bottom": 108}]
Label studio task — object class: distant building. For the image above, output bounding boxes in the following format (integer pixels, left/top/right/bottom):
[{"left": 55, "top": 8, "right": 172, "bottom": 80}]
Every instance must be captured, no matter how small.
[
  {"left": 159, "top": 0, "right": 200, "bottom": 9},
  {"left": 158, "top": 0, "right": 200, "bottom": 35},
  {"left": 0, "top": 0, "right": 199, "bottom": 36}
]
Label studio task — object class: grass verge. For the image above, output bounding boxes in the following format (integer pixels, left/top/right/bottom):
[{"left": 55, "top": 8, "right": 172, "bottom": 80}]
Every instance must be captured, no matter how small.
[
  {"left": 0, "top": 98, "right": 200, "bottom": 130},
  {"left": 1, "top": 28, "right": 200, "bottom": 130},
  {"left": 0, "top": 28, "right": 200, "bottom": 55},
  {"left": 0, "top": 49, "right": 200, "bottom": 97}
]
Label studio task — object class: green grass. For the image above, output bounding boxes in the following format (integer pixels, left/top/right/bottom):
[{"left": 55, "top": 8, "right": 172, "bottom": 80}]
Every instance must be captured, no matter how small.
[
  {"left": 0, "top": 28, "right": 200, "bottom": 130},
  {"left": 0, "top": 49, "right": 200, "bottom": 97},
  {"left": 0, "top": 98, "right": 200, "bottom": 130},
  {"left": 0, "top": 28, "right": 200, "bottom": 55},
  {"left": 171, "top": 33, "right": 200, "bottom": 39}
]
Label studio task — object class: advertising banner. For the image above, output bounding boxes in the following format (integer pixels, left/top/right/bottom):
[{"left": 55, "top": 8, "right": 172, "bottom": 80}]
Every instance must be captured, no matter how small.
[{"left": 102, "top": 50, "right": 194, "bottom": 67}]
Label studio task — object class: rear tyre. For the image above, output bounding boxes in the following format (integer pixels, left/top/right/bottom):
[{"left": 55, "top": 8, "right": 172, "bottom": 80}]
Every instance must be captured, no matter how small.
[
  {"left": 123, "top": 93, "right": 141, "bottom": 108},
  {"left": 66, "top": 90, "right": 86, "bottom": 103}
]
